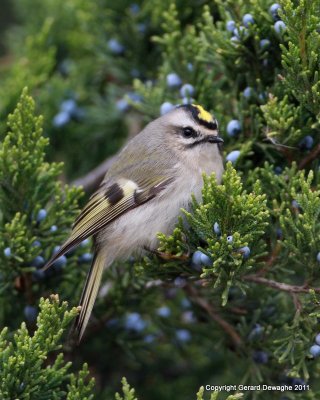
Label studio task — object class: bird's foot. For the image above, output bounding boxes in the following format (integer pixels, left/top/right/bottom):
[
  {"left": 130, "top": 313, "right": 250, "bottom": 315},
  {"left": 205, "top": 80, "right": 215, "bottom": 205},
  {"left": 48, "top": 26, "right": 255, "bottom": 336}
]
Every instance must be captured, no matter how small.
[{"left": 144, "top": 247, "right": 190, "bottom": 261}]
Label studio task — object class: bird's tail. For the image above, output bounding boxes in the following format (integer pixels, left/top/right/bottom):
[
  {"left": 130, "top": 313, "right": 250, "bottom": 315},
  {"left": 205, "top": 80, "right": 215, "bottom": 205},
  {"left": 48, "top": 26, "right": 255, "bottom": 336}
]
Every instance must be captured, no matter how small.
[
  {"left": 73, "top": 249, "right": 106, "bottom": 343},
  {"left": 42, "top": 235, "right": 110, "bottom": 343},
  {"left": 42, "top": 237, "right": 85, "bottom": 272}
]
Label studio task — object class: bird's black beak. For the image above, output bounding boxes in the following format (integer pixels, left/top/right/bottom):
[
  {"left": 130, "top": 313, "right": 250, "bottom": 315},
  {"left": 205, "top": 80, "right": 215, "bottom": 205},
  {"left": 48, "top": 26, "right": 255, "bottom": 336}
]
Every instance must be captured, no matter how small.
[{"left": 207, "top": 135, "right": 224, "bottom": 144}]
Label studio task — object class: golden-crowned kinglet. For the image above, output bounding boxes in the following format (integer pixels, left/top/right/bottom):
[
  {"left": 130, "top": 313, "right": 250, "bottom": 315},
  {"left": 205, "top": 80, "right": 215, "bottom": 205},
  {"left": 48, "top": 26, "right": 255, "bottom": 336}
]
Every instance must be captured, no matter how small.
[{"left": 44, "top": 104, "right": 224, "bottom": 342}]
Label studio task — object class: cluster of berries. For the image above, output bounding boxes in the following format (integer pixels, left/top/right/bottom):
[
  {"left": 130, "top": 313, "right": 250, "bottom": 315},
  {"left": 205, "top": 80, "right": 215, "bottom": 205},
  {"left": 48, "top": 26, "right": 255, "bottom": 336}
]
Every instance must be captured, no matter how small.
[
  {"left": 123, "top": 308, "right": 192, "bottom": 344},
  {"left": 160, "top": 72, "right": 195, "bottom": 116},
  {"left": 248, "top": 324, "right": 269, "bottom": 364},
  {"left": 227, "top": 3, "right": 286, "bottom": 46},
  {"left": 191, "top": 221, "right": 251, "bottom": 269},
  {"left": 309, "top": 333, "right": 320, "bottom": 358}
]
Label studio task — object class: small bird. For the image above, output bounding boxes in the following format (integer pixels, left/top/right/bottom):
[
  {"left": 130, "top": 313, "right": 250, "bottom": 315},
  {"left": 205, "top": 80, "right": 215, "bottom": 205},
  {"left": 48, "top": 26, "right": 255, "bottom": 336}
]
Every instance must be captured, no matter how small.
[{"left": 44, "top": 104, "right": 224, "bottom": 342}]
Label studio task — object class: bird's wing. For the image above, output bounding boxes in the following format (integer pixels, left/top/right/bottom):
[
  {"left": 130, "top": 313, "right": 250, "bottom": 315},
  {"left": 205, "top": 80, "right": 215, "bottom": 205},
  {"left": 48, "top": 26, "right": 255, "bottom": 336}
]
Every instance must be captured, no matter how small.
[{"left": 43, "top": 174, "right": 174, "bottom": 270}]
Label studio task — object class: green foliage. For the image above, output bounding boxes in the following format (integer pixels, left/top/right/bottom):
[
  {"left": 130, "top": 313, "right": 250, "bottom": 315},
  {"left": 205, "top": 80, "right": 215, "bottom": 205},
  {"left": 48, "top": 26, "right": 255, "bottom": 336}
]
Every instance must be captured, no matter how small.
[
  {"left": 281, "top": 0, "right": 320, "bottom": 116},
  {"left": 1, "top": 0, "right": 320, "bottom": 399},
  {"left": 114, "top": 379, "right": 244, "bottom": 400},
  {"left": 280, "top": 170, "right": 320, "bottom": 274},
  {"left": 0, "top": 20, "right": 56, "bottom": 127},
  {"left": 0, "top": 89, "right": 85, "bottom": 324},
  {"left": 0, "top": 294, "right": 94, "bottom": 400},
  {"left": 187, "top": 164, "right": 268, "bottom": 278},
  {"left": 1, "top": 87, "right": 65, "bottom": 222},
  {"left": 115, "top": 378, "right": 138, "bottom": 400},
  {"left": 67, "top": 364, "right": 95, "bottom": 400},
  {"left": 0, "top": 0, "right": 131, "bottom": 178},
  {"left": 196, "top": 386, "right": 243, "bottom": 400},
  {"left": 157, "top": 220, "right": 188, "bottom": 257},
  {"left": 260, "top": 95, "right": 303, "bottom": 144},
  {"left": 156, "top": 163, "right": 269, "bottom": 304},
  {"left": 271, "top": 294, "right": 315, "bottom": 379}
]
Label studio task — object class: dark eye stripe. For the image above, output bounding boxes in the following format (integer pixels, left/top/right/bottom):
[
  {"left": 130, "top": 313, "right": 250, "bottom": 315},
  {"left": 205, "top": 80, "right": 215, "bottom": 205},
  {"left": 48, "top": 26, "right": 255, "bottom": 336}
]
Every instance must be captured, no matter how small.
[{"left": 209, "top": 122, "right": 217, "bottom": 130}]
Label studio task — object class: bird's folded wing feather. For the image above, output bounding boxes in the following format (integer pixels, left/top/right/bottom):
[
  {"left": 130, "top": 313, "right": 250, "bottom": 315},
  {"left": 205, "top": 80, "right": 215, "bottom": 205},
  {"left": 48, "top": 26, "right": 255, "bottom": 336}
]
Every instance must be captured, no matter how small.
[{"left": 42, "top": 175, "right": 174, "bottom": 270}]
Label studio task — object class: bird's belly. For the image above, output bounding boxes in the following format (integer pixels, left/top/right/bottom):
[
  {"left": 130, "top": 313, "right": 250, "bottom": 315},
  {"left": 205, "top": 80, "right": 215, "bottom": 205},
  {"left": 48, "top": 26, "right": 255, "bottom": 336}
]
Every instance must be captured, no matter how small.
[{"left": 97, "top": 175, "right": 201, "bottom": 261}]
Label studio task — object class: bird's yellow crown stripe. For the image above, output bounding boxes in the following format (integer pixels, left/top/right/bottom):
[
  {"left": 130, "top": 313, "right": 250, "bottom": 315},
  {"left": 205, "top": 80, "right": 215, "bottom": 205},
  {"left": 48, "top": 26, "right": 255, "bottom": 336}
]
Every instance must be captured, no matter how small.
[{"left": 192, "top": 104, "right": 213, "bottom": 123}]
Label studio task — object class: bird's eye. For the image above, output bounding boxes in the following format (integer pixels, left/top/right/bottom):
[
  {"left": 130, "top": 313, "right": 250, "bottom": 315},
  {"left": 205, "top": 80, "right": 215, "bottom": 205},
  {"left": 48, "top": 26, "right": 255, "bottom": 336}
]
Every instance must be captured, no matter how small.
[{"left": 182, "top": 127, "right": 196, "bottom": 138}]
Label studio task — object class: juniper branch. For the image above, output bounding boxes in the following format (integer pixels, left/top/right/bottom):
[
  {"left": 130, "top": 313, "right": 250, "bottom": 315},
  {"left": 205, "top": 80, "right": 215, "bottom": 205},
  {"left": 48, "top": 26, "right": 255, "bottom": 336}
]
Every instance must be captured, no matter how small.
[
  {"left": 185, "top": 285, "right": 243, "bottom": 348},
  {"left": 298, "top": 143, "right": 320, "bottom": 169},
  {"left": 243, "top": 275, "right": 320, "bottom": 293}
]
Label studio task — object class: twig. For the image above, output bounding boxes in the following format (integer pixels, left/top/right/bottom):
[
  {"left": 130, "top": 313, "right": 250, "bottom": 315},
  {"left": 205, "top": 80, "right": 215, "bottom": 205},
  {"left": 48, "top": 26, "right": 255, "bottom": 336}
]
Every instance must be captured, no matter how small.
[
  {"left": 299, "top": 143, "right": 320, "bottom": 169},
  {"left": 291, "top": 293, "right": 302, "bottom": 312},
  {"left": 275, "top": 146, "right": 295, "bottom": 163},
  {"left": 243, "top": 274, "right": 320, "bottom": 293},
  {"left": 228, "top": 306, "right": 248, "bottom": 315},
  {"left": 185, "top": 284, "right": 243, "bottom": 348}
]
